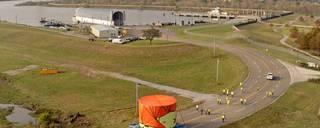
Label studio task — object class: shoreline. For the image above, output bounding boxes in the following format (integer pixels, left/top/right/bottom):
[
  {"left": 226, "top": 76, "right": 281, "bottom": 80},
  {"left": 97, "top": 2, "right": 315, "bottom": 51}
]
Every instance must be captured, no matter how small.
[{"left": 16, "top": 2, "right": 213, "bottom": 11}]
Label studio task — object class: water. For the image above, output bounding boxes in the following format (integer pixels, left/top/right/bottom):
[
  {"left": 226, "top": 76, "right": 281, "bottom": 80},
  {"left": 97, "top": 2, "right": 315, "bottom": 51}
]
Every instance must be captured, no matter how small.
[
  {"left": 0, "top": 103, "right": 36, "bottom": 126},
  {"left": 0, "top": 0, "right": 203, "bottom": 26}
]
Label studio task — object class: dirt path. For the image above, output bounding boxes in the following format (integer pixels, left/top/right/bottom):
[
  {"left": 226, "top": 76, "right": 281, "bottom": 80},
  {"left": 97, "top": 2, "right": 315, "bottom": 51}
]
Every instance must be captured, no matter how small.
[{"left": 3, "top": 65, "right": 38, "bottom": 76}]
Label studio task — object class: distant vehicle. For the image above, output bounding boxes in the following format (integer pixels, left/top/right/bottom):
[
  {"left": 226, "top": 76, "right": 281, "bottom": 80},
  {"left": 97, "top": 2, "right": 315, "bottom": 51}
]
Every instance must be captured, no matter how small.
[
  {"left": 128, "top": 123, "right": 139, "bottom": 128},
  {"left": 175, "top": 123, "right": 187, "bottom": 128},
  {"left": 126, "top": 36, "right": 139, "bottom": 41},
  {"left": 112, "top": 38, "right": 128, "bottom": 44},
  {"left": 139, "top": 37, "right": 147, "bottom": 40},
  {"left": 266, "top": 72, "right": 274, "bottom": 80}
]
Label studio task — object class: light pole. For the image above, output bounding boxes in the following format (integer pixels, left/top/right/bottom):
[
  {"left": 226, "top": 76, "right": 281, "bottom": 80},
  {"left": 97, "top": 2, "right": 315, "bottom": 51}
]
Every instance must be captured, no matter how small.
[
  {"left": 135, "top": 83, "right": 141, "bottom": 116},
  {"left": 213, "top": 35, "right": 216, "bottom": 57},
  {"left": 216, "top": 59, "right": 220, "bottom": 82}
]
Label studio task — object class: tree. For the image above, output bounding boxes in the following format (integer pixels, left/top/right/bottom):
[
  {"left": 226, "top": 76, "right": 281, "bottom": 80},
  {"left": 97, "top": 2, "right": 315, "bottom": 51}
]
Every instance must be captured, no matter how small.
[
  {"left": 289, "top": 26, "right": 299, "bottom": 38},
  {"left": 315, "top": 19, "right": 320, "bottom": 27},
  {"left": 142, "top": 28, "right": 162, "bottom": 45},
  {"left": 299, "top": 16, "right": 305, "bottom": 22},
  {"left": 296, "top": 32, "right": 309, "bottom": 50}
]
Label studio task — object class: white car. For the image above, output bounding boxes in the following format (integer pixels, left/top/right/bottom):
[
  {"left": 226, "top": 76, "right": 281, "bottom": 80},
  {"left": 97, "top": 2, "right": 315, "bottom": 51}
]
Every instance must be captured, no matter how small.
[
  {"left": 266, "top": 73, "right": 274, "bottom": 80},
  {"left": 112, "top": 38, "right": 128, "bottom": 44}
]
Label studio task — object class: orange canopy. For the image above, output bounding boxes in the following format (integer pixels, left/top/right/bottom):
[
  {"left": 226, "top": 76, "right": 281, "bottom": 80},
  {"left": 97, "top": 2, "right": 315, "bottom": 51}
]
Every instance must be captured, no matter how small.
[{"left": 139, "top": 95, "right": 177, "bottom": 128}]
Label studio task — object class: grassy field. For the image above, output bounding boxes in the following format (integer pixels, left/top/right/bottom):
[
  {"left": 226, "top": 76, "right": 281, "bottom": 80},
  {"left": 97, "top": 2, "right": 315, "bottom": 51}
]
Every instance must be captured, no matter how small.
[
  {"left": 222, "top": 82, "right": 320, "bottom": 128},
  {"left": 0, "top": 22, "right": 247, "bottom": 94},
  {"left": 126, "top": 39, "right": 179, "bottom": 47},
  {"left": 0, "top": 109, "right": 11, "bottom": 127},
  {"left": 188, "top": 24, "right": 234, "bottom": 38},
  {"left": 293, "top": 16, "right": 316, "bottom": 26},
  {"left": 225, "top": 38, "right": 307, "bottom": 64},
  {"left": 267, "top": 14, "right": 299, "bottom": 24},
  {"left": 0, "top": 22, "right": 247, "bottom": 127},
  {"left": 239, "top": 23, "right": 283, "bottom": 47},
  {"left": 167, "top": 24, "right": 236, "bottom": 42},
  {"left": 0, "top": 71, "right": 193, "bottom": 128}
]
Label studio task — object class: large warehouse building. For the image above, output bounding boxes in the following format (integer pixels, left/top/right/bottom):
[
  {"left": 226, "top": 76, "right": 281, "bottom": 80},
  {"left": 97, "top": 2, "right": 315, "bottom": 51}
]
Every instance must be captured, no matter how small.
[
  {"left": 90, "top": 25, "right": 118, "bottom": 38},
  {"left": 73, "top": 8, "right": 125, "bottom": 26}
]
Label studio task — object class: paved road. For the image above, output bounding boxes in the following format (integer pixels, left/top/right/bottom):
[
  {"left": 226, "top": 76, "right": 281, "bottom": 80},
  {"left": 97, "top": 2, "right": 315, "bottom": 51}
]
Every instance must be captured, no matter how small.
[{"left": 161, "top": 28, "right": 291, "bottom": 128}]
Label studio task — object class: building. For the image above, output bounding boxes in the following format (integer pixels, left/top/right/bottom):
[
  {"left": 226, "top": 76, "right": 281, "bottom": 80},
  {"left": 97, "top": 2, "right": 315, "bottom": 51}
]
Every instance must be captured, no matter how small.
[
  {"left": 90, "top": 25, "right": 118, "bottom": 38},
  {"left": 73, "top": 8, "right": 125, "bottom": 26},
  {"left": 208, "top": 7, "right": 228, "bottom": 16}
]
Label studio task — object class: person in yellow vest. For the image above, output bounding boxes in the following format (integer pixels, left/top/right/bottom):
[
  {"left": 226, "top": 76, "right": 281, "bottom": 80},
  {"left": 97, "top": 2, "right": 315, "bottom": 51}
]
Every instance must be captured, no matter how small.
[
  {"left": 222, "top": 89, "right": 226, "bottom": 95},
  {"left": 196, "top": 105, "right": 199, "bottom": 111},
  {"left": 240, "top": 87, "right": 244, "bottom": 92},
  {"left": 240, "top": 98, "right": 244, "bottom": 104},
  {"left": 230, "top": 91, "right": 235, "bottom": 97},
  {"left": 226, "top": 89, "right": 230, "bottom": 96},
  {"left": 221, "top": 114, "right": 226, "bottom": 122},
  {"left": 226, "top": 99, "right": 231, "bottom": 105},
  {"left": 207, "top": 109, "right": 211, "bottom": 115},
  {"left": 243, "top": 98, "right": 247, "bottom": 105}
]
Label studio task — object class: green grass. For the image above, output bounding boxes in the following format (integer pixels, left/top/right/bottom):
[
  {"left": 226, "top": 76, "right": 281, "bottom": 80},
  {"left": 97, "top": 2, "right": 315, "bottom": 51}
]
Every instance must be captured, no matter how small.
[
  {"left": 222, "top": 82, "right": 320, "bottom": 128},
  {"left": 294, "top": 16, "right": 316, "bottom": 26},
  {"left": 225, "top": 38, "right": 307, "bottom": 64},
  {"left": 167, "top": 24, "right": 235, "bottom": 42},
  {"left": 0, "top": 69, "right": 193, "bottom": 128},
  {"left": 126, "top": 39, "right": 179, "bottom": 47},
  {"left": 0, "top": 109, "right": 11, "bottom": 127},
  {"left": 188, "top": 24, "right": 234, "bottom": 38},
  {"left": 0, "top": 22, "right": 247, "bottom": 127},
  {"left": 0, "top": 23, "right": 247, "bottom": 94},
  {"left": 239, "top": 23, "right": 283, "bottom": 47},
  {"left": 267, "top": 14, "right": 300, "bottom": 24}
]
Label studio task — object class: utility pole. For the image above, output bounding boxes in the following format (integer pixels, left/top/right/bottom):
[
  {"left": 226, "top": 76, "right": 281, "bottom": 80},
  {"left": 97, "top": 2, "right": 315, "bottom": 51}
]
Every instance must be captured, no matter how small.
[
  {"left": 135, "top": 83, "right": 140, "bottom": 116},
  {"left": 15, "top": 14, "right": 17, "bottom": 24},
  {"left": 216, "top": 59, "right": 220, "bottom": 82},
  {"left": 213, "top": 35, "right": 216, "bottom": 57}
]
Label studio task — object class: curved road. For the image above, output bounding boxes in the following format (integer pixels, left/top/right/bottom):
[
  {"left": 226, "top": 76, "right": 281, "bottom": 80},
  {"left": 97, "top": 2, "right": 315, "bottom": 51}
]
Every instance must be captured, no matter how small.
[{"left": 161, "top": 28, "right": 291, "bottom": 128}]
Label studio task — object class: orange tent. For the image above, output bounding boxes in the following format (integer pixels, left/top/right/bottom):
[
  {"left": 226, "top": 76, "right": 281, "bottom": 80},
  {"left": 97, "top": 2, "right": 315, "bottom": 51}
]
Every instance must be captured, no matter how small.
[{"left": 139, "top": 95, "right": 177, "bottom": 128}]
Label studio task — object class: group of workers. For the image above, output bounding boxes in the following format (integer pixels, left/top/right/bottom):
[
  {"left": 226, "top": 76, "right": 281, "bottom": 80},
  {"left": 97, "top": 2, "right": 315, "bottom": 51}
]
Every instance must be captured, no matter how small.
[
  {"left": 222, "top": 89, "right": 235, "bottom": 97},
  {"left": 196, "top": 104, "right": 226, "bottom": 122},
  {"left": 196, "top": 105, "right": 211, "bottom": 115},
  {"left": 192, "top": 83, "right": 277, "bottom": 123}
]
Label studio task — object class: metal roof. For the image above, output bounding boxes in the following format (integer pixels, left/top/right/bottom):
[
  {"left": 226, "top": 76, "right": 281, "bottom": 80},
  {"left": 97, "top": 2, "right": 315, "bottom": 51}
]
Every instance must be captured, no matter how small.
[
  {"left": 75, "top": 8, "right": 123, "bottom": 21},
  {"left": 90, "top": 25, "right": 117, "bottom": 31}
]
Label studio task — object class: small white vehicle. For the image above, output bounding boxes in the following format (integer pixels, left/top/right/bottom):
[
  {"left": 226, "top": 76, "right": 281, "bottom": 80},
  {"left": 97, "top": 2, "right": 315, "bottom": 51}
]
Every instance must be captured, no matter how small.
[
  {"left": 112, "top": 38, "right": 128, "bottom": 44},
  {"left": 266, "top": 72, "right": 274, "bottom": 80}
]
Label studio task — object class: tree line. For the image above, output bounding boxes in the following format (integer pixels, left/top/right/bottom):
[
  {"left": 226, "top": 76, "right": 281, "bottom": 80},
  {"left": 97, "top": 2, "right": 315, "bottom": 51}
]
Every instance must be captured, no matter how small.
[
  {"left": 291, "top": 19, "right": 320, "bottom": 55},
  {"left": 53, "top": 0, "right": 320, "bottom": 15}
]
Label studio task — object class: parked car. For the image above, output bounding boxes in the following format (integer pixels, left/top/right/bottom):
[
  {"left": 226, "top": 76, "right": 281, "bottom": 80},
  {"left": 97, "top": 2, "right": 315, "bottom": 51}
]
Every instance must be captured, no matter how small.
[
  {"left": 112, "top": 38, "right": 128, "bottom": 44},
  {"left": 128, "top": 123, "right": 139, "bottom": 128},
  {"left": 175, "top": 123, "right": 187, "bottom": 128},
  {"left": 266, "top": 72, "right": 274, "bottom": 80},
  {"left": 126, "top": 36, "right": 139, "bottom": 41}
]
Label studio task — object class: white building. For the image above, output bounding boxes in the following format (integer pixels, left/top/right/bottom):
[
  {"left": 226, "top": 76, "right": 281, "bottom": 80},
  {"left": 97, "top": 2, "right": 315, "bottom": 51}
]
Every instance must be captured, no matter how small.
[
  {"left": 90, "top": 25, "right": 118, "bottom": 38},
  {"left": 208, "top": 7, "right": 228, "bottom": 16},
  {"left": 73, "top": 8, "right": 125, "bottom": 26}
]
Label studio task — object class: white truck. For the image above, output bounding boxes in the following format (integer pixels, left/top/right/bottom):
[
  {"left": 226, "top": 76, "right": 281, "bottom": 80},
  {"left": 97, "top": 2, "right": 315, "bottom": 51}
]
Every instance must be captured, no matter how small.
[{"left": 266, "top": 72, "right": 274, "bottom": 80}]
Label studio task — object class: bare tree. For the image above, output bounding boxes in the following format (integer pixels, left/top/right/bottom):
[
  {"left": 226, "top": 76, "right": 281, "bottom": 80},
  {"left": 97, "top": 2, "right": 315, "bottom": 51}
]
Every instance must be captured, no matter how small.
[{"left": 142, "top": 28, "right": 162, "bottom": 45}]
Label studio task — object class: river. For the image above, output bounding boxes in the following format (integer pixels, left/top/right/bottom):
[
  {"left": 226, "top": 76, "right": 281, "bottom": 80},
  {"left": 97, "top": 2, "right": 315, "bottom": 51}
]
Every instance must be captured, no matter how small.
[{"left": 0, "top": 0, "right": 206, "bottom": 26}]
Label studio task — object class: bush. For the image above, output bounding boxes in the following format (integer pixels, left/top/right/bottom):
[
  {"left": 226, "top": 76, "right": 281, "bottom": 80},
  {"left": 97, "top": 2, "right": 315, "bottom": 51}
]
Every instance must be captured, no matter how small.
[{"left": 308, "top": 78, "right": 320, "bottom": 84}]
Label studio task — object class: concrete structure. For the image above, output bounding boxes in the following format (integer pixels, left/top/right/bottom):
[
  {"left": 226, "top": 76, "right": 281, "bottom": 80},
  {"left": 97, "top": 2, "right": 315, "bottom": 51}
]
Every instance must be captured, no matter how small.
[
  {"left": 90, "top": 25, "right": 118, "bottom": 38},
  {"left": 73, "top": 8, "right": 125, "bottom": 26},
  {"left": 208, "top": 7, "right": 228, "bottom": 15},
  {"left": 176, "top": 18, "right": 195, "bottom": 26}
]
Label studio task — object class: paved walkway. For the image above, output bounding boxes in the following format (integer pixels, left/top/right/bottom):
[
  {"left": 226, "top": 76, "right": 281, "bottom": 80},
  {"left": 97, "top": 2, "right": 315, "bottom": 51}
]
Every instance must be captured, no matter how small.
[{"left": 161, "top": 26, "right": 291, "bottom": 128}]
